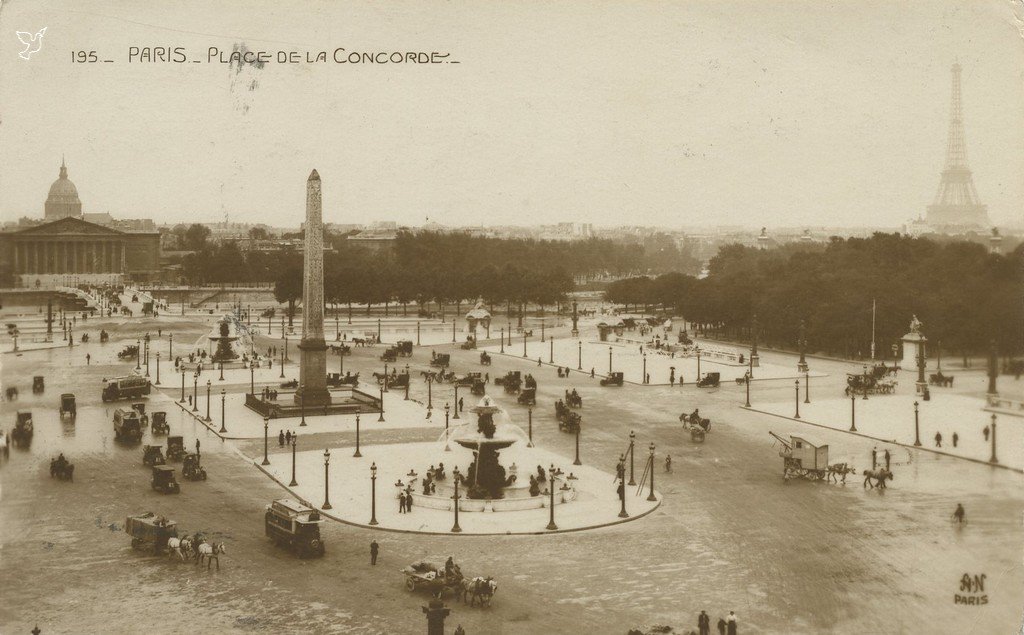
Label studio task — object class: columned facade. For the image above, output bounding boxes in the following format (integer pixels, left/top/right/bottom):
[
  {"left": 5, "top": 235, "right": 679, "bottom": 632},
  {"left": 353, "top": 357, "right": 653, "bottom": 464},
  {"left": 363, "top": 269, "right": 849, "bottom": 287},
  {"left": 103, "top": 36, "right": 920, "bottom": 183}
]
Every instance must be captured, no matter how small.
[{"left": 8, "top": 238, "right": 127, "bottom": 274}]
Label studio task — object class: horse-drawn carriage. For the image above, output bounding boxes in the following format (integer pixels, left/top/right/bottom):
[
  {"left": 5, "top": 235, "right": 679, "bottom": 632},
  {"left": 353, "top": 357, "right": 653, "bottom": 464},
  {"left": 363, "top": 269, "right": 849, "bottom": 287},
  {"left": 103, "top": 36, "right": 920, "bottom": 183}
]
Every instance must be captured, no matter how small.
[
  {"left": 401, "top": 562, "right": 463, "bottom": 597},
  {"left": 929, "top": 372, "right": 955, "bottom": 387},
  {"left": 126, "top": 512, "right": 177, "bottom": 553},
  {"left": 496, "top": 371, "right": 522, "bottom": 394},
  {"left": 143, "top": 445, "right": 166, "bottom": 467},
  {"left": 280, "top": 379, "right": 299, "bottom": 389},
  {"left": 50, "top": 455, "right": 74, "bottom": 481},
  {"left": 113, "top": 408, "right": 143, "bottom": 442},
  {"left": 565, "top": 389, "right": 582, "bottom": 408},
  {"left": 389, "top": 373, "right": 410, "bottom": 389},
  {"left": 182, "top": 453, "right": 207, "bottom": 481},
  {"left": 11, "top": 410, "right": 34, "bottom": 446},
  {"left": 59, "top": 393, "right": 77, "bottom": 420},
  {"left": 32, "top": 376, "right": 45, "bottom": 394},
  {"left": 454, "top": 372, "right": 481, "bottom": 388},
  {"left": 696, "top": 372, "right": 720, "bottom": 388},
  {"left": 523, "top": 374, "right": 537, "bottom": 390},
  {"left": 555, "top": 400, "right": 582, "bottom": 433},
  {"left": 430, "top": 353, "right": 451, "bottom": 368},
  {"left": 767, "top": 431, "right": 867, "bottom": 486},
  {"left": 151, "top": 411, "right": 169, "bottom": 435},
  {"left": 328, "top": 372, "right": 359, "bottom": 387},
  {"left": 151, "top": 465, "right": 181, "bottom": 494},
  {"left": 460, "top": 337, "right": 477, "bottom": 350},
  {"left": 329, "top": 343, "right": 352, "bottom": 356},
  {"left": 396, "top": 340, "right": 414, "bottom": 356},
  {"left": 844, "top": 373, "right": 896, "bottom": 396},
  {"left": 517, "top": 388, "right": 537, "bottom": 406},
  {"left": 380, "top": 347, "right": 399, "bottom": 363},
  {"left": 99, "top": 329, "right": 109, "bottom": 343},
  {"left": 166, "top": 436, "right": 185, "bottom": 462},
  {"left": 679, "top": 411, "right": 711, "bottom": 443},
  {"left": 118, "top": 345, "right": 139, "bottom": 360},
  {"left": 479, "top": 352, "right": 492, "bottom": 366},
  {"left": 265, "top": 498, "right": 325, "bottom": 558},
  {"left": 600, "top": 372, "right": 624, "bottom": 387}
]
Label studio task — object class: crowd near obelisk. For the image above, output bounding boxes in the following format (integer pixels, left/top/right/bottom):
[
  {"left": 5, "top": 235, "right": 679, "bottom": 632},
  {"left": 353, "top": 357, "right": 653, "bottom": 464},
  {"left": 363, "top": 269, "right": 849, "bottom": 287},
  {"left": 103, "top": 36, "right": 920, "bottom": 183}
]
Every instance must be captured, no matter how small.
[{"left": 295, "top": 169, "right": 331, "bottom": 407}]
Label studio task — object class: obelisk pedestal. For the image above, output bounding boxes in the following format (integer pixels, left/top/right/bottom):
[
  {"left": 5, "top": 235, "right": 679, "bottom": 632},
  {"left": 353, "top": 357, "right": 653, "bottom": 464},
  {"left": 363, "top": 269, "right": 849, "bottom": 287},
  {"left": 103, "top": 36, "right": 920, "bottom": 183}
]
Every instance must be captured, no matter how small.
[{"left": 295, "top": 169, "right": 331, "bottom": 407}]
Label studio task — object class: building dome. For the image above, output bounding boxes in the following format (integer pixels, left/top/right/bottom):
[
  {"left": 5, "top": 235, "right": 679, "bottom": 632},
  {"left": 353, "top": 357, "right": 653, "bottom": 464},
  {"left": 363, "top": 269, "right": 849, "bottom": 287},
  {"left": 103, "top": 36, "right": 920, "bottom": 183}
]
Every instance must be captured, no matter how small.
[{"left": 44, "top": 158, "right": 82, "bottom": 220}]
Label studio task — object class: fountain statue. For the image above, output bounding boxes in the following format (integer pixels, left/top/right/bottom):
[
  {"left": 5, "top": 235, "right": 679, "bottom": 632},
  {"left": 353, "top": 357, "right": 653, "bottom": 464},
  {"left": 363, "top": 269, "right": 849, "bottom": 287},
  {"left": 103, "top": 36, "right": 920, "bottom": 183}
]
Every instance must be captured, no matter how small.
[
  {"left": 210, "top": 318, "right": 239, "bottom": 362},
  {"left": 453, "top": 396, "right": 521, "bottom": 499}
]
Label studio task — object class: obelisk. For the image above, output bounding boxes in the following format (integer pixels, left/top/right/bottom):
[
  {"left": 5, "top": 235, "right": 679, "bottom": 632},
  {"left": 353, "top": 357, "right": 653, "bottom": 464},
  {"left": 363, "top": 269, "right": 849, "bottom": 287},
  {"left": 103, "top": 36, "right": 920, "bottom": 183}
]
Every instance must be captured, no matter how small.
[{"left": 295, "top": 170, "right": 331, "bottom": 406}]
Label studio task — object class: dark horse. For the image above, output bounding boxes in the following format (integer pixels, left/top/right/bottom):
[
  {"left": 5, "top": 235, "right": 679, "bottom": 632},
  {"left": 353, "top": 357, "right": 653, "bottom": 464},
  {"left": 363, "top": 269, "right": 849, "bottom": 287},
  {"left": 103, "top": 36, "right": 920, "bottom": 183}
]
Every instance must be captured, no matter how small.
[{"left": 862, "top": 468, "right": 893, "bottom": 489}]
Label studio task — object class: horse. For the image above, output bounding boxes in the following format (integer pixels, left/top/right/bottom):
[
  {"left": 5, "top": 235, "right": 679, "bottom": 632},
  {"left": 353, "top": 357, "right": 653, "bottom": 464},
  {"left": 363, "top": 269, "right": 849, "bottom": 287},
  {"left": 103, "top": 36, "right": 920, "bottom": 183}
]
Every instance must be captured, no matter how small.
[
  {"left": 862, "top": 468, "right": 894, "bottom": 489},
  {"left": 167, "top": 537, "right": 190, "bottom": 561},
  {"left": 50, "top": 459, "right": 74, "bottom": 481},
  {"left": 461, "top": 576, "right": 497, "bottom": 607},
  {"left": 197, "top": 542, "right": 226, "bottom": 570},
  {"left": 827, "top": 463, "right": 856, "bottom": 484}
]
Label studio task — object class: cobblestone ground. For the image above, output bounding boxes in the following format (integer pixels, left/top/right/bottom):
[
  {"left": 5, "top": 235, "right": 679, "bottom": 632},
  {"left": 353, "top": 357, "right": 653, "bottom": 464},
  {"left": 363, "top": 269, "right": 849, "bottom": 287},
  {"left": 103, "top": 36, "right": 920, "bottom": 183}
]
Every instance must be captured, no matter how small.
[{"left": 1, "top": 316, "right": 1021, "bottom": 634}]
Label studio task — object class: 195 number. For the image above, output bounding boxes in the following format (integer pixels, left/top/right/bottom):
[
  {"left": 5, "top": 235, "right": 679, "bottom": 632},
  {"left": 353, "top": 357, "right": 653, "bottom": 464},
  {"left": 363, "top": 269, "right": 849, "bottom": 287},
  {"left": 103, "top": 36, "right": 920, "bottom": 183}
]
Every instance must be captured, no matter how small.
[{"left": 72, "top": 51, "right": 99, "bottom": 63}]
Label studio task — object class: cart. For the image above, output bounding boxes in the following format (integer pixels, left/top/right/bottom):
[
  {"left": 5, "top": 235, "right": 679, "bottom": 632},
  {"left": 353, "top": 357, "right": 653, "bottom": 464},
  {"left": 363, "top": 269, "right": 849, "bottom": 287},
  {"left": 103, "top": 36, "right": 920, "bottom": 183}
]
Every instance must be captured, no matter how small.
[
  {"left": 11, "top": 410, "right": 33, "bottom": 447},
  {"left": 517, "top": 388, "right": 537, "bottom": 406},
  {"left": 401, "top": 562, "right": 463, "bottom": 597},
  {"left": 769, "top": 431, "right": 831, "bottom": 482},
  {"left": 59, "top": 393, "right": 77, "bottom": 420},
  {"left": 125, "top": 512, "right": 177, "bottom": 553}
]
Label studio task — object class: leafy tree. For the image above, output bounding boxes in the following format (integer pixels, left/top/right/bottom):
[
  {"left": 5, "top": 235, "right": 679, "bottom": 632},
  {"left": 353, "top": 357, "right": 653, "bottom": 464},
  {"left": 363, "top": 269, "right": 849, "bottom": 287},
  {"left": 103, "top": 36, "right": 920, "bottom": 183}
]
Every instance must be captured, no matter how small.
[{"left": 274, "top": 266, "right": 303, "bottom": 327}]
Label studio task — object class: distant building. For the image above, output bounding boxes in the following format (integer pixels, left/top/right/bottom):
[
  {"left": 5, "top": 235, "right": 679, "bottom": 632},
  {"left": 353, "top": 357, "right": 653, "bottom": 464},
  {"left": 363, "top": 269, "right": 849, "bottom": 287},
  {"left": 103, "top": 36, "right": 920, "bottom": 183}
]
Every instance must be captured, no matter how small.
[
  {"left": 346, "top": 229, "right": 397, "bottom": 253},
  {"left": 44, "top": 158, "right": 83, "bottom": 221}
]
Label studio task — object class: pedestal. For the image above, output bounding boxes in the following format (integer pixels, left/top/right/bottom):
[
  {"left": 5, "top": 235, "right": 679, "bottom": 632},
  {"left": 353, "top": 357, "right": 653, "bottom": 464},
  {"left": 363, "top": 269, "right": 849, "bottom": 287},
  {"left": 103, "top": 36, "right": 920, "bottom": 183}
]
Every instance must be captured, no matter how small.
[
  {"left": 750, "top": 353, "right": 760, "bottom": 368},
  {"left": 296, "top": 339, "right": 331, "bottom": 406}
]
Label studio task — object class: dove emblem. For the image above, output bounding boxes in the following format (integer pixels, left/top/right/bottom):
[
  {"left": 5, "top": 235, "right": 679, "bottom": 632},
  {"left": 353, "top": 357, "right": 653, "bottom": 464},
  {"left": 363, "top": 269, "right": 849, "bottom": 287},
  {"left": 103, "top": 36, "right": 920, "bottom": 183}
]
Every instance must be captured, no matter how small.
[{"left": 17, "top": 27, "right": 47, "bottom": 60}]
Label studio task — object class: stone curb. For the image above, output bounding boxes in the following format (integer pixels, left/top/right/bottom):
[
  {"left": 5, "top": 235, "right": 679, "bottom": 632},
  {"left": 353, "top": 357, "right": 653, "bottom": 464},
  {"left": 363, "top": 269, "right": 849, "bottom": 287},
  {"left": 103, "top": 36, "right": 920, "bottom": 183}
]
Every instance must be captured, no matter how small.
[{"left": 742, "top": 405, "right": 1023, "bottom": 474}]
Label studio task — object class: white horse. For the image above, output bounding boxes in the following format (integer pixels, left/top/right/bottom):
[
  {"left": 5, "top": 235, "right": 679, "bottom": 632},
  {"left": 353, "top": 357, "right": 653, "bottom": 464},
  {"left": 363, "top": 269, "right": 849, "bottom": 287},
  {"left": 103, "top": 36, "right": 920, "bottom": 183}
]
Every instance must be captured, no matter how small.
[
  {"left": 197, "top": 542, "right": 226, "bottom": 570},
  {"left": 167, "top": 537, "right": 188, "bottom": 561},
  {"left": 462, "top": 577, "right": 497, "bottom": 607}
]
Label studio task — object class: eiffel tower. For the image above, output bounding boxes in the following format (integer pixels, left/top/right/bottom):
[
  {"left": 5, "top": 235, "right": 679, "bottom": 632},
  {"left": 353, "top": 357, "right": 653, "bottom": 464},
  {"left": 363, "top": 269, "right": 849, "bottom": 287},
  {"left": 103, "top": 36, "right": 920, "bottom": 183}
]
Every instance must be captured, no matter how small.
[{"left": 925, "top": 63, "right": 990, "bottom": 229}]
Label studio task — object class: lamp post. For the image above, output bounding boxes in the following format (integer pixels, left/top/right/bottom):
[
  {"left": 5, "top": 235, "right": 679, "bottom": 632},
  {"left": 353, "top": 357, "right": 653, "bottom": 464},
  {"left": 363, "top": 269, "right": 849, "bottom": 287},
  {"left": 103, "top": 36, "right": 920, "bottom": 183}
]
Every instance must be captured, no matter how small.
[
  {"left": 798, "top": 319, "right": 808, "bottom": 372},
  {"left": 180, "top": 368, "right": 186, "bottom": 402},
  {"left": 284, "top": 334, "right": 289, "bottom": 363},
  {"left": 451, "top": 466, "right": 462, "bottom": 533},
  {"left": 192, "top": 373, "right": 199, "bottom": 411},
  {"left": 744, "top": 374, "right": 751, "bottom": 408},
  {"left": 527, "top": 407, "right": 533, "bottom": 447},
  {"left": 628, "top": 430, "right": 636, "bottom": 485},
  {"left": 205, "top": 380, "right": 212, "bottom": 421},
  {"left": 354, "top": 414, "right": 362, "bottom": 457},
  {"left": 219, "top": 361, "right": 224, "bottom": 381},
  {"left": 155, "top": 353, "right": 161, "bottom": 385},
  {"left": 322, "top": 449, "right": 332, "bottom": 510},
  {"left": 850, "top": 394, "right": 857, "bottom": 432},
  {"left": 262, "top": 416, "right": 270, "bottom": 465},
  {"left": 642, "top": 354, "right": 647, "bottom": 384},
  {"left": 913, "top": 401, "right": 921, "bottom": 446},
  {"left": 289, "top": 435, "right": 298, "bottom": 486},
  {"left": 169, "top": 333, "right": 173, "bottom": 358},
  {"left": 647, "top": 443, "right": 657, "bottom": 501},
  {"left": 989, "top": 414, "right": 998, "bottom": 464},
  {"left": 696, "top": 347, "right": 702, "bottom": 380},
  {"left": 250, "top": 364, "right": 255, "bottom": 395},
  {"left": 405, "top": 364, "right": 410, "bottom": 400},
  {"left": 574, "top": 425, "right": 582, "bottom": 465},
  {"left": 577, "top": 340, "right": 582, "bottom": 370},
  {"left": 383, "top": 363, "right": 389, "bottom": 392},
  {"left": 279, "top": 340, "right": 285, "bottom": 378},
  {"left": 416, "top": 321, "right": 420, "bottom": 346},
  {"left": 378, "top": 317, "right": 382, "bottom": 342},
  {"left": 427, "top": 374, "right": 433, "bottom": 409},
  {"left": 523, "top": 331, "right": 528, "bottom": 358},
  {"left": 546, "top": 466, "right": 558, "bottom": 531},
  {"left": 541, "top": 320, "right": 545, "bottom": 342},
  {"left": 445, "top": 404, "right": 451, "bottom": 451},
  {"left": 378, "top": 386, "right": 385, "bottom": 422},
  {"left": 804, "top": 372, "right": 810, "bottom": 404},
  {"left": 794, "top": 380, "right": 801, "bottom": 419},
  {"left": 453, "top": 385, "right": 460, "bottom": 419},
  {"left": 549, "top": 338, "right": 554, "bottom": 364},
  {"left": 136, "top": 338, "right": 141, "bottom": 370},
  {"left": 369, "top": 463, "right": 379, "bottom": 525},
  {"left": 608, "top": 346, "right": 613, "bottom": 374},
  {"left": 299, "top": 383, "right": 307, "bottom": 426},
  {"left": 618, "top": 462, "right": 628, "bottom": 519},
  {"left": 144, "top": 335, "right": 151, "bottom": 377},
  {"left": 219, "top": 388, "right": 226, "bottom": 432},
  {"left": 452, "top": 319, "right": 456, "bottom": 343},
  {"left": 500, "top": 327, "right": 504, "bottom": 354}
]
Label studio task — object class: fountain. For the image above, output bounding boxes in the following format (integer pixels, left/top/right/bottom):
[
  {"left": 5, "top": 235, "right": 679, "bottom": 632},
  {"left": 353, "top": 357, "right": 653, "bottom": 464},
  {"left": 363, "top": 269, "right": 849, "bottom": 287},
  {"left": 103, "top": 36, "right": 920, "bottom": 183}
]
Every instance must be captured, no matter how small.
[
  {"left": 452, "top": 396, "right": 524, "bottom": 499},
  {"left": 209, "top": 318, "right": 239, "bottom": 363}
]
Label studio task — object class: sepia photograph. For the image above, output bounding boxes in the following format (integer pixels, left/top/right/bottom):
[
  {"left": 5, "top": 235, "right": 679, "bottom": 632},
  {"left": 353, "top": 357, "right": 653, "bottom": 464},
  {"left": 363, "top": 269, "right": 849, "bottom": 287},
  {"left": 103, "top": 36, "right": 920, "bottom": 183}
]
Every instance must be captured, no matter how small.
[{"left": 0, "top": 1, "right": 1021, "bottom": 633}]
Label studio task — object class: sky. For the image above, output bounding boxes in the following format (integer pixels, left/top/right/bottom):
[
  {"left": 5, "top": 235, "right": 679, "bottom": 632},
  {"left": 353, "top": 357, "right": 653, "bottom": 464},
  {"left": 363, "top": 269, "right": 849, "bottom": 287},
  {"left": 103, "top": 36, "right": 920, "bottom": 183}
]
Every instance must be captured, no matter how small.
[{"left": 1, "top": 0, "right": 1022, "bottom": 230}]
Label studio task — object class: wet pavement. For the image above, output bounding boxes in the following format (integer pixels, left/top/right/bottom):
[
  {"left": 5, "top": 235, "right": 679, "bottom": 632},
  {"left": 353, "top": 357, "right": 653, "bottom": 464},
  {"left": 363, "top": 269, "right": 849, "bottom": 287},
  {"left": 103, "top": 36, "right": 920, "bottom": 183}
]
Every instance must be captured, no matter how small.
[{"left": 1, "top": 316, "right": 1021, "bottom": 634}]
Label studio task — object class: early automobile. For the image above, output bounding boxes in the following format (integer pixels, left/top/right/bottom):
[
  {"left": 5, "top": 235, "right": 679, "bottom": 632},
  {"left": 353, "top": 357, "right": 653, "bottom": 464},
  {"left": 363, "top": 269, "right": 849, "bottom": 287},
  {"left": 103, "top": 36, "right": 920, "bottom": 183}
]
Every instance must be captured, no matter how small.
[
  {"left": 113, "top": 408, "right": 143, "bottom": 442},
  {"left": 125, "top": 512, "right": 177, "bottom": 553},
  {"left": 151, "top": 465, "right": 181, "bottom": 494},
  {"left": 265, "top": 498, "right": 325, "bottom": 558},
  {"left": 50, "top": 455, "right": 75, "bottom": 481},
  {"left": 517, "top": 387, "right": 537, "bottom": 406},
  {"left": 470, "top": 378, "right": 487, "bottom": 396},
  {"left": 151, "top": 411, "right": 169, "bottom": 435},
  {"left": 696, "top": 372, "right": 721, "bottom": 388},
  {"left": 166, "top": 436, "right": 185, "bottom": 462},
  {"left": 32, "top": 376, "right": 45, "bottom": 394},
  {"left": 430, "top": 353, "right": 451, "bottom": 368},
  {"left": 479, "top": 352, "right": 492, "bottom": 366},
  {"left": 182, "top": 453, "right": 207, "bottom": 481},
  {"left": 102, "top": 375, "right": 152, "bottom": 402},
  {"left": 600, "top": 372, "right": 624, "bottom": 387},
  {"left": 11, "top": 410, "right": 33, "bottom": 447},
  {"left": 59, "top": 393, "right": 77, "bottom": 420},
  {"left": 143, "top": 445, "right": 166, "bottom": 467}
]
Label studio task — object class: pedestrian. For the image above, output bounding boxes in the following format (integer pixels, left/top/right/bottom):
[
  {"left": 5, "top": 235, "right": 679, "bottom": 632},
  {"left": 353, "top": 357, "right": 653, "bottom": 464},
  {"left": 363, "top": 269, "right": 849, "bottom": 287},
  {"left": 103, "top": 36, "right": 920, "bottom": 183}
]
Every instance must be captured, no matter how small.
[
  {"left": 406, "top": 491, "right": 414, "bottom": 511},
  {"left": 717, "top": 617, "right": 727, "bottom": 635},
  {"left": 158, "top": 328, "right": 162, "bottom": 337},
  {"left": 454, "top": 625, "right": 466, "bottom": 635},
  {"left": 665, "top": 454, "right": 672, "bottom": 473},
  {"left": 952, "top": 503, "right": 965, "bottom": 524},
  {"left": 935, "top": 431, "right": 942, "bottom": 448},
  {"left": 484, "top": 372, "right": 489, "bottom": 383},
  {"left": 195, "top": 438, "right": 200, "bottom": 458},
  {"left": 952, "top": 432, "right": 959, "bottom": 448},
  {"left": 188, "top": 395, "right": 193, "bottom": 406},
  {"left": 726, "top": 611, "right": 737, "bottom": 635},
  {"left": 698, "top": 610, "right": 711, "bottom": 635},
  {"left": 398, "top": 491, "right": 407, "bottom": 513},
  {"left": 286, "top": 430, "right": 292, "bottom": 444},
  {"left": 370, "top": 539, "right": 379, "bottom": 565},
  {"left": 278, "top": 430, "right": 285, "bottom": 446},
  {"left": 458, "top": 397, "right": 464, "bottom": 413},
  {"left": 86, "top": 353, "right": 91, "bottom": 365},
  {"left": 884, "top": 449, "right": 891, "bottom": 470},
  {"left": 590, "top": 368, "right": 595, "bottom": 378},
  {"left": 871, "top": 447, "right": 877, "bottom": 469},
  {"left": 645, "top": 373, "right": 650, "bottom": 384},
  {"left": 983, "top": 425, "right": 990, "bottom": 441}
]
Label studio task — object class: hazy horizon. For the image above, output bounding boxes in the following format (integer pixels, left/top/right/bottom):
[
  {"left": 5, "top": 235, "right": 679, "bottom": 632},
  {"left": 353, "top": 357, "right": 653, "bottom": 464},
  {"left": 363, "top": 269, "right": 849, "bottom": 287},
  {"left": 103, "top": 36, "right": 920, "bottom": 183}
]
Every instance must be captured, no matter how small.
[{"left": 2, "top": 1, "right": 1022, "bottom": 230}]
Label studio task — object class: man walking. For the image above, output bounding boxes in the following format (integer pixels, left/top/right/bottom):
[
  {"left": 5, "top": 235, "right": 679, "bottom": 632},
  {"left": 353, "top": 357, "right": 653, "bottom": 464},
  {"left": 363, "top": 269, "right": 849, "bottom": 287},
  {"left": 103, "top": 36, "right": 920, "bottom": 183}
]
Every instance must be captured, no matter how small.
[
  {"left": 934, "top": 431, "right": 942, "bottom": 448},
  {"left": 278, "top": 430, "right": 285, "bottom": 447},
  {"left": 952, "top": 503, "right": 965, "bottom": 524},
  {"left": 983, "top": 425, "right": 990, "bottom": 441},
  {"left": 398, "top": 491, "right": 407, "bottom": 514},
  {"left": 717, "top": 617, "right": 727, "bottom": 635},
  {"left": 884, "top": 449, "right": 891, "bottom": 470},
  {"left": 370, "top": 539, "right": 379, "bottom": 565},
  {"left": 458, "top": 397, "right": 464, "bottom": 413},
  {"left": 698, "top": 610, "right": 710, "bottom": 635},
  {"left": 952, "top": 432, "right": 959, "bottom": 448},
  {"left": 86, "top": 353, "right": 91, "bottom": 365}
]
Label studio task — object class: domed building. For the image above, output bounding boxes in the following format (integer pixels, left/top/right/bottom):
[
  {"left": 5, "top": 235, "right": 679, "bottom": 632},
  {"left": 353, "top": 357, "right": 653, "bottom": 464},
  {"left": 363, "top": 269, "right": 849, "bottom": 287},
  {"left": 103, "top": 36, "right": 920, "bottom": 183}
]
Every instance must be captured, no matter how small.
[{"left": 44, "top": 158, "right": 83, "bottom": 221}]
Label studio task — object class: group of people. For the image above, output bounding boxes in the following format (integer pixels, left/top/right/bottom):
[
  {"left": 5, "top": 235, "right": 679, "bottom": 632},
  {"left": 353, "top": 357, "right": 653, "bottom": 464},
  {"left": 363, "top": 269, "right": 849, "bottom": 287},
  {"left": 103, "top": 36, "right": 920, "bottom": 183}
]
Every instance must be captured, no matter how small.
[
  {"left": 420, "top": 463, "right": 447, "bottom": 495},
  {"left": 555, "top": 366, "right": 573, "bottom": 378},
  {"left": 263, "top": 387, "right": 281, "bottom": 401},
  {"left": 277, "top": 429, "right": 297, "bottom": 446},
  {"left": 695, "top": 609, "right": 739, "bottom": 635}
]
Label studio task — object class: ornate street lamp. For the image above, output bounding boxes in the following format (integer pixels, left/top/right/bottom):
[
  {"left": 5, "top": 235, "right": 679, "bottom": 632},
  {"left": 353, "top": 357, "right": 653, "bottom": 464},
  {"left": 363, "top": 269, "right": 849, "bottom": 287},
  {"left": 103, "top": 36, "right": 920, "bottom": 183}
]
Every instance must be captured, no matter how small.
[
  {"left": 354, "top": 414, "right": 362, "bottom": 458},
  {"left": 136, "top": 339, "right": 141, "bottom": 370},
  {"left": 608, "top": 346, "right": 613, "bottom": 374},
  {"left": 378, "top": 386, "right": 385, "bottom": 422},
  {"left": 155, "top": 353, "right": 161, "bottom": 385},
  {"left": 250, "top": 364, "right": 255, "bottom": 395},
  {"left": 696, "top": 347, "right": 702, "bottom": 380},
  {"left": 618, "top": 463, "right": 628, "bottom": 519},
  {"left": 426, "top": 373, "right": 433, "bottom": 410},
  {"left": 647, "top": 443, "right": 657, "bottom": 501},
  {"left": 205, "top": 380, "right": 212, "bottom": 422},
  {"left": 804, "top": 372, "right": 810, "bottom": 404},
  {"left": 744, "top": 373, "right": 751, "bottom": 408},
  {"left": 299, "top": 383, "right": 307, "bottom": 426},
  {"left": 192, "top": 373, "right": 199, "bottom": 411},
  {"left": 642, "top": 354, "right": 647, "bottom": 384},
  {"left": 523, "top": 331, "right": 528, "bottom": 358},
  {"left": 628, "top": 430, "right": 636, "bottom": 486},
  {"left": 382, "top": 363, "right": 389, "bottom": 393},
  {"left": 322, "top": 449, "right": 332, "bottom": 510},
  {"left": 169, "top": 333, "right": 173, "bottom": 358},
  {"left": 219, "top": 361, "right": 224, "bottom": 381},
  {"left": 990, "top": 414, "right": 998, "bottom": 464},
  {"left": 798, "top": 319, "right": 808, "bottom": 372},
  {"left": 279, "top": 342, "right": 285, "bottom": 379},
  {"left": 541, "top": 321, "right": 545, "bottom": 342},
  {"left": 219, "top": 388, "right": 226, "bottom": 433},
  {"left": 546, "top": 465, "right": 558, "bottom": 531},
  {"left": 500, "top": 327, "right": 504, "bottom": 354},
  {"left": 369, "top": 462, "right": 379, "bottom": 525},
  {"left": 451, "top": 466, "right": 462, "bottom": 533},
  {"left": 453, "top": 384, "right": 460, "bottom": 419},
  {"left": 289, "top": 434, "right": 298, "bottom": 487},
  {"left": 416, "top": 321, "right": 421, "bottom": 346},
  {"left": 578, "top": 340, "right": 582, "bottom": 370},
  {"left": 574, "top": 424, "right": 582, "bottom": 466},
  {"left": 444, "top": 404, "right": 451, "bottom": 451},
  {"left": 527, "top": 407, "right": 533, "bottom": 447},
  {"left": 262, "top": 416, "right": 270, "bottom": 465},
  {"left": 794, "top": 380, "right": 801, "bottom": 419},
  {"left": 405, "top": 364, "right": 410, "bottom": 400},
  {"left": 549, "top": 338, "right": 554, "bottom": 364},
  {"left": 913, "top": 401, "right": 921, "bottom": 446},
  {"left": 850, "top": 394, "right": 857, "bottom": 432},
  {"left": 180, "top": 368, "right": 186, "bottom": 402}
]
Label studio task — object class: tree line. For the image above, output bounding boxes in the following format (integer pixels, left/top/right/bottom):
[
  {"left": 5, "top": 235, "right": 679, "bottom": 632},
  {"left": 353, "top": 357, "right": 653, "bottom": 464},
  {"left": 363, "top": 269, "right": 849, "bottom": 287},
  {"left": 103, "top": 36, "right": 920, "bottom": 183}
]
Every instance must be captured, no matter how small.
[{"left": 606, "top": 233, "right": 1023, "bottom": 361}]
